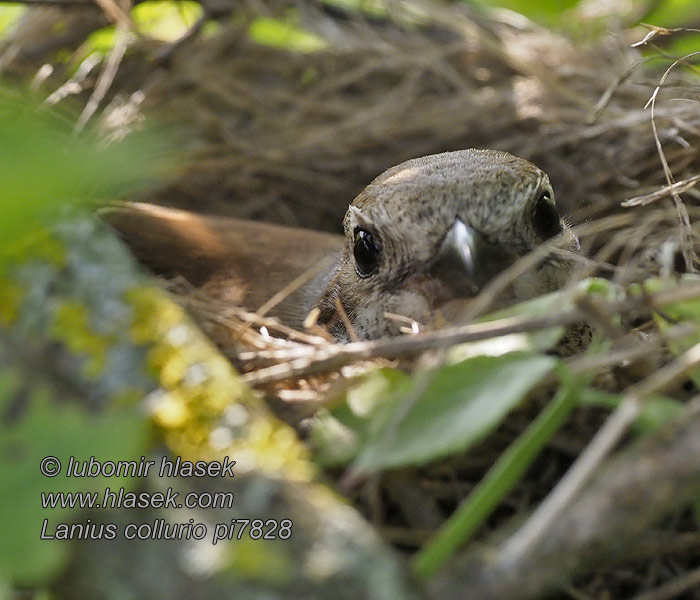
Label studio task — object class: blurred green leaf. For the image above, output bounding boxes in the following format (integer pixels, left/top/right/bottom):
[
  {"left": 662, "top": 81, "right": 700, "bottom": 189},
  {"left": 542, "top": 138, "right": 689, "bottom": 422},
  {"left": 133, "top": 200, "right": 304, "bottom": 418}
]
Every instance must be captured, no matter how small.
[
  {"left": 86, "top": 26, "right": 117, "bottom": 56},
  {"left": 642, "top": 0, "right": 700, "bottom": 27},
  {"left": 0, "top": 94, "right": 169, "bottom": 256},
  {"left": 132, "top": 1, "right": 202, "bottom": 41},
  {"left": 0, "top": 5, "right": 25, "bottom": 39},
  {"left": 635, "top": 0, "right": 700, "bottom": 58},
  {"left": 249, "top": 16, "right": 326, "bottom": 52},
  {"left": 0, "top": 367, "right": 149, "bottom": 585},
  {"left": 350, "top": 353, "right": 556, "bottom": 473},
  {"left": 663, "top": 33, "right": 700, "bottom": 61}
]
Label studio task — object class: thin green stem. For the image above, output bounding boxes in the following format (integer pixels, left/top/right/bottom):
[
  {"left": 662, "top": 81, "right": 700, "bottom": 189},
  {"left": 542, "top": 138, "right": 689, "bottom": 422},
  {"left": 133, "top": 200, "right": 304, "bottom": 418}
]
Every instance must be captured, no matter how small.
[{"left": 413, "top": 371, "right": 579, "bottom": 579}]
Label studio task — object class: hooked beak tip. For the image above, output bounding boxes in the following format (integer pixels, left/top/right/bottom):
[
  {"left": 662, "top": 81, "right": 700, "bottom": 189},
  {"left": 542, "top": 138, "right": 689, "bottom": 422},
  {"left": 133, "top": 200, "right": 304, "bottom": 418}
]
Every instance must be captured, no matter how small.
[
  {"left": 429, "top": 219, "right": 480, "bottom": 297},
  {"left": 428, "top": 219, "right": 513, "bottom": 298}
]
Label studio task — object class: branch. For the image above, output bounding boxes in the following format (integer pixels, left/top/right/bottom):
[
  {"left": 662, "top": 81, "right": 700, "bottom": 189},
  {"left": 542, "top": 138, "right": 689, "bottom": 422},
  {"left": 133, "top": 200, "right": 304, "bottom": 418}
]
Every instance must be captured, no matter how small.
[{"left": 241, "top": 280, "right": 700, "bottom": 385}]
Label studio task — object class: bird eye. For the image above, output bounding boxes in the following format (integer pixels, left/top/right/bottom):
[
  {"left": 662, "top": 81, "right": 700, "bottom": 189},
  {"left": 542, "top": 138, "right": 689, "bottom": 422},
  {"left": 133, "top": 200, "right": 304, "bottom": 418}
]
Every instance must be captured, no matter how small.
[
  {"left": 353, "top": 227, "right": 381, "bottom": 277},
  {"left": 532, "top": 192, "right": 562, "bottom": 240}
]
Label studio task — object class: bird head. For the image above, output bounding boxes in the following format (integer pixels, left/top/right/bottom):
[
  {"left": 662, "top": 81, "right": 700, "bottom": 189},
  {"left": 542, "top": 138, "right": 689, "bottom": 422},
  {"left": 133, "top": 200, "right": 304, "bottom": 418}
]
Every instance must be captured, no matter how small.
[{"left": 317, "top": 149, "right": 580, "bottom": 340}]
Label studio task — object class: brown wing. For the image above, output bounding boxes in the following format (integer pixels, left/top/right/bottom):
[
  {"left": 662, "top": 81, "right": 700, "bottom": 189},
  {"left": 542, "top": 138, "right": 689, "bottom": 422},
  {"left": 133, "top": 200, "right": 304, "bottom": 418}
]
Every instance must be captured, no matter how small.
[{"left": 103, "top": 202, "right": 344, "bottom": 328}]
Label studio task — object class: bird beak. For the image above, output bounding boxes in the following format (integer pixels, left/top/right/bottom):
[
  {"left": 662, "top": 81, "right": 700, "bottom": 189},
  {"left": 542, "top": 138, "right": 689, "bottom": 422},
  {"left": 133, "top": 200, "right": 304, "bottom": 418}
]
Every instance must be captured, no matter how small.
[{"left": 428, "top": 219, "right": 512, "bottom": 297}]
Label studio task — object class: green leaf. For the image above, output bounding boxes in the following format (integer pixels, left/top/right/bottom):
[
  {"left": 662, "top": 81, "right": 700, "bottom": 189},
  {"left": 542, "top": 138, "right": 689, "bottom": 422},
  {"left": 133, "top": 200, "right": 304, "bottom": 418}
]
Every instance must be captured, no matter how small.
[
  {"left": 0, "top": 369, "right": 149, "bottom": 585},
  {"left": 314, "top": 283, "right": 610, "bottom": 466},
  {"left": 664, "top": 34, "right": 700, "bottom": 61},
  {"left": 351, "top": 353, "right": 556, "bottom": 473},
  {"left": 249, "top": 16, "right": 326, "bottom": 53},
  {"left": 132, "top": 1, "right": 203, "bottom": 42},
  {"left": 0, "top": 5, "right": 25, "bottom": 39},
  {"left": 413, "top": 366, "right": 581, "bottom": 578},
  {"left": 642, "top": 0, "right": 700, "bottom": 28},
  {"left": 86, "top": 26, "right": 117, "bottom": 56}
]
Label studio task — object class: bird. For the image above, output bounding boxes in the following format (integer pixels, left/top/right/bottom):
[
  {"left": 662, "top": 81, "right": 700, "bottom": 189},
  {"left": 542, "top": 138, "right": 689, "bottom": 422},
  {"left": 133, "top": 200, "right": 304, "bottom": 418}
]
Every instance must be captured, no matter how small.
[{"left": 106, "top": 149, "right": 580, "bottom": 342}]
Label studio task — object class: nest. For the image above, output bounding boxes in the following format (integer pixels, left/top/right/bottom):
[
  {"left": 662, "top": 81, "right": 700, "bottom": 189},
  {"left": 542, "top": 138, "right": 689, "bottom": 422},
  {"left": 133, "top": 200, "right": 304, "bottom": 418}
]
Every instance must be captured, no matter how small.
[{"left": 4, "top": 1, "right": 700, "bottom": 598}]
